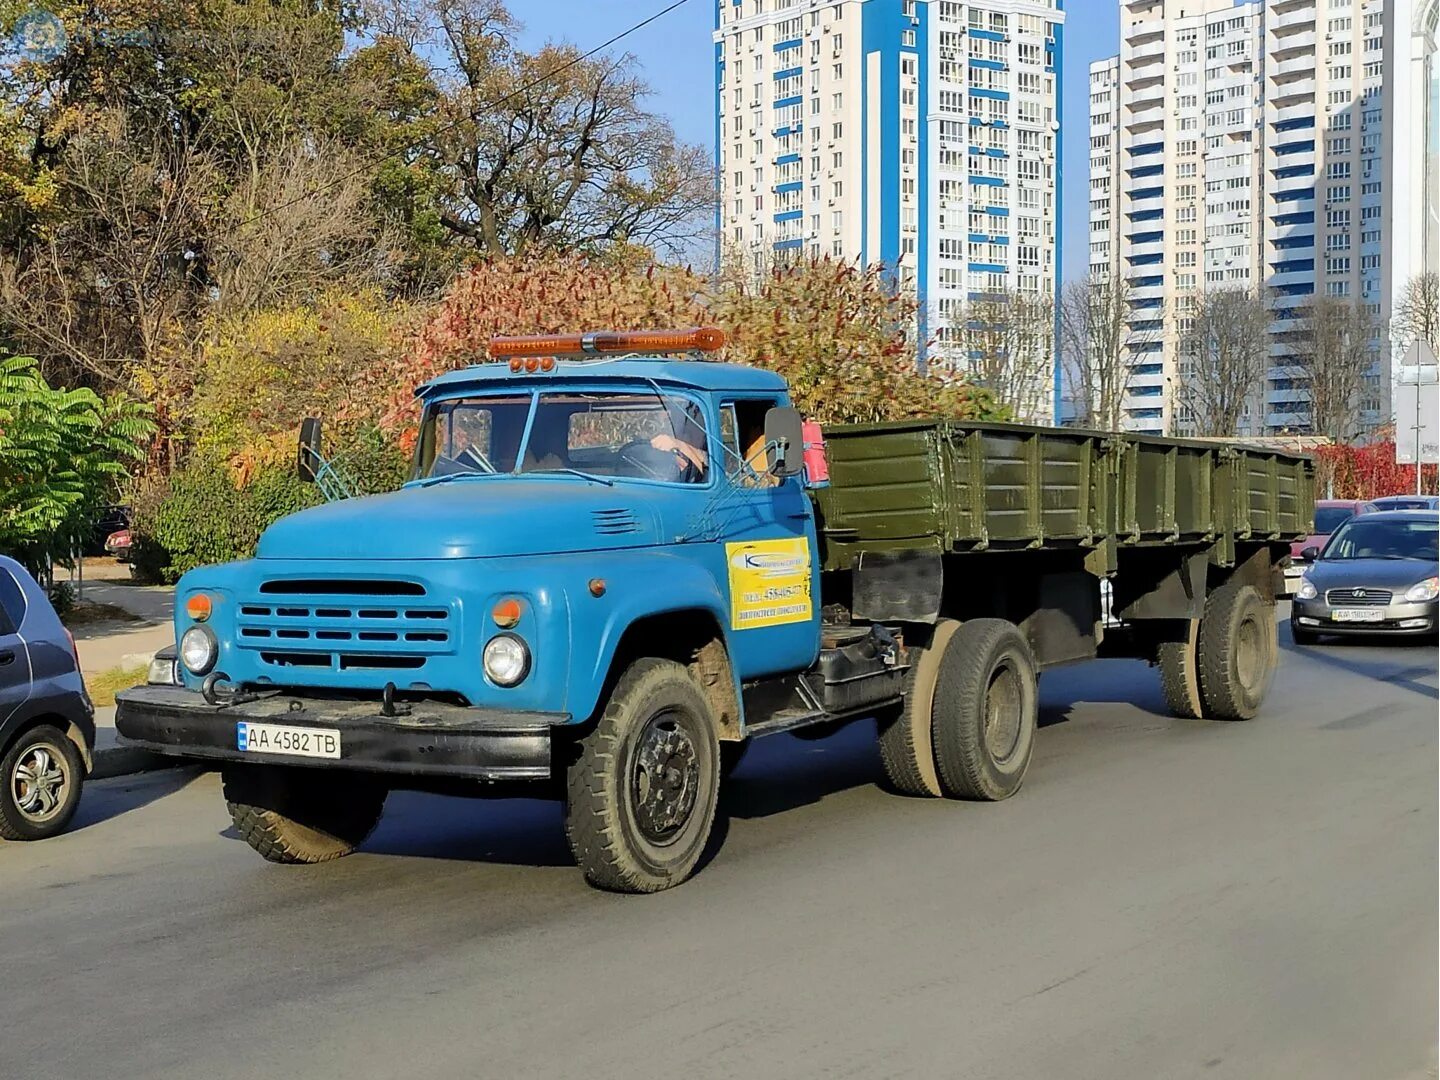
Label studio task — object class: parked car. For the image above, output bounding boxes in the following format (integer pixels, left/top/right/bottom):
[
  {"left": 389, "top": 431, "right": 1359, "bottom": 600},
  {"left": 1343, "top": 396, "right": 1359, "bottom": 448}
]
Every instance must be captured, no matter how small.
[
  {"left": 1283, "top": 498, "right": 1378, "bottom": 591},
  {"left": 85, "top": 504, "right": 129, "bottom": 557},
  {"left": 1370, "top": 495, "right": 1440, "bottom": 512},
  {"left": 104, "top": 527, "right": 133, "bottom": 562},
  {"left": 1291, "top": 511, "right": 1440, "bottom": 644},
  {"left": 0, "top": 556, "right": 95, "bottom": 839}
]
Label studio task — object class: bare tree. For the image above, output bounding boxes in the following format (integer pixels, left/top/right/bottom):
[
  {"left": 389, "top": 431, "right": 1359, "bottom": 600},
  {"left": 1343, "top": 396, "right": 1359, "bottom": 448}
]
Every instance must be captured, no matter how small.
[
  {"left": 1058, "top": 273, "right": 1158, "bottom": 430},
  {"left": 1176, "top": 285, "right": 1271, "bottom": 436},
  {"left": 1392, "top": 271, "right": 1440, "bottom": 357},
  {"left": 1286, "top": 296, "right": 1380, "bottom": 440},
  {"left": 939, "top": 288, "right": 1055, "bottom": 422}
]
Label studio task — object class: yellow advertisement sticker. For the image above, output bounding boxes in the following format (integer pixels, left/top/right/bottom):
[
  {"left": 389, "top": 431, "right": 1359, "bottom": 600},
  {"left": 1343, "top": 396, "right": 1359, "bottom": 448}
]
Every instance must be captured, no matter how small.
[{"left": 726, "top": 537, "right": 813, "bottom": 631}]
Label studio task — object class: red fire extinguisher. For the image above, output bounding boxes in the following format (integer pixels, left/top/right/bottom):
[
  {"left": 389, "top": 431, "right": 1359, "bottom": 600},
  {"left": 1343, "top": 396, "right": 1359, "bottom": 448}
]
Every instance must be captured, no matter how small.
[{"left": 801, "top": 420, "right": 829, "bottom": 487}]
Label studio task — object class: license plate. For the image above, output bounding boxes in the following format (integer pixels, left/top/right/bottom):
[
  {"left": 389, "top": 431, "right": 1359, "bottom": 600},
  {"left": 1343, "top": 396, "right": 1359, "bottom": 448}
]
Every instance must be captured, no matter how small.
[
  {"left": 1332, "top": 609, "right": 1384, "bottom": 623},
  {"left": 236, "top": 722, "right": 341, "bottom": 759}
]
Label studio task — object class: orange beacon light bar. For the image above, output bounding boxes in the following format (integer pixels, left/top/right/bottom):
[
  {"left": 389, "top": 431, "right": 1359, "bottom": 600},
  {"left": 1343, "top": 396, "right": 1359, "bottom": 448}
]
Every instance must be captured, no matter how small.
[{"left": 487, "top": 327, "right": 727, "bottom": 362}]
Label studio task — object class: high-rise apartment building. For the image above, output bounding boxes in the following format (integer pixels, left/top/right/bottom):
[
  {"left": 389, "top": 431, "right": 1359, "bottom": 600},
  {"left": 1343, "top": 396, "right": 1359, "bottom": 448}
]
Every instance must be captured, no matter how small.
[
  {"left": 1092, "top": 0, "right": 1410, "bottom": 438},
  {"left": 715, "top": 0, "right": 1066, "bottom": 421}
]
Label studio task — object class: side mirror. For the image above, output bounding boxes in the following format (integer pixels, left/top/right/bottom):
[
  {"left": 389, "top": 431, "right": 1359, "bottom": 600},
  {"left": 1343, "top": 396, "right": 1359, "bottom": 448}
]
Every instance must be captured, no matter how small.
[
  {"left": 1300, "top": 546, "right": 1321, "bottom": 562},
  {"left": 297, "top": 417, "right": 323, "bottom": 484},
  {"left": 764, "top": 406, "right": 804, "bottom": 478}
]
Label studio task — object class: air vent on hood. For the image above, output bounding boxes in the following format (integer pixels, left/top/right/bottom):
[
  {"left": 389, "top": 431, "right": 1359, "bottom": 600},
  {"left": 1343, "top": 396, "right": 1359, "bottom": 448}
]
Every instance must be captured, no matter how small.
[{"left": 592, "top": 508, "right": 640, "bottom": 536}]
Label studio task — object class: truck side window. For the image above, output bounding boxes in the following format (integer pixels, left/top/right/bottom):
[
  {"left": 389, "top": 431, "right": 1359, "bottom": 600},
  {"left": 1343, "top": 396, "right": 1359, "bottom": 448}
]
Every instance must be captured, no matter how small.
[{"left": 723, "top": 399, "right": 779, "bottom": 488}]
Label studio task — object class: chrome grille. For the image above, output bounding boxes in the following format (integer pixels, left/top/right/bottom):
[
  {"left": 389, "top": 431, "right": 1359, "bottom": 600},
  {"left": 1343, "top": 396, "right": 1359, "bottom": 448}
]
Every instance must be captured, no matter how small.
[
  {"left": 236, "top": 579, "right": 453, "bottom": 671},
  {"left": 1326, "top": 587, "right": 1393, "bottom": 607}
]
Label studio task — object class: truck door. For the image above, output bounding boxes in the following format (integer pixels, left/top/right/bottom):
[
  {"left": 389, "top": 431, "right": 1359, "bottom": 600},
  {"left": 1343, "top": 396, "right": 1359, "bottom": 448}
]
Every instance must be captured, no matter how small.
[{"left": 711, "top": 398, "right": 821, "bottom": 679}]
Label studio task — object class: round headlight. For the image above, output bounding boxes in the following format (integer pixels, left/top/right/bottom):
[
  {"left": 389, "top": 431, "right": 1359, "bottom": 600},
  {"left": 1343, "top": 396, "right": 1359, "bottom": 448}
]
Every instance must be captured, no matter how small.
[
  {"left": 179, "top": 626, "right": 217, "bottom": 675},
  {"left": 1296, "top": 578, "right": 1318, "bottom": 600},
  {"left": 483, "top": 633, "right": 530, "bottom": 687},
  {"left": 1405, "top": 577, "right": 1439, "bottom": 603}
]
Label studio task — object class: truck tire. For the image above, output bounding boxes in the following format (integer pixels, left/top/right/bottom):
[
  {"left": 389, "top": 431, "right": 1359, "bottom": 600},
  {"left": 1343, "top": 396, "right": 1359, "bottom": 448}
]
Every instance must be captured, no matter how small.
[
  {"left": 0, "top": 724, "right": 85, "bottom": 841},
  {"left": 1157, "top": 619, "right": 1204, "bottom": 719},
  {"left": 564, "top": 658, "right": 720, "bottom": 893},
  {"left": 877, "top": 618, "right": 958, "bottom": 798},
  {"left": 223, "top": 765, "right": 386, "bottom": 864},
  {"left": 930, "top": 619, "right": 1037, "bottom": 802},
  {"left": 1197, "top": 582, "right": 1276, "bottom": 721}
]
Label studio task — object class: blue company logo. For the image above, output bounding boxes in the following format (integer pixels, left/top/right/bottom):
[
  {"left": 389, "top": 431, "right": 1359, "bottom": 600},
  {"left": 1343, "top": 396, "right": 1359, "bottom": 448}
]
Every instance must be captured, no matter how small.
[{"left": 11, "top": 8, "right": 66, "bottom": 61}]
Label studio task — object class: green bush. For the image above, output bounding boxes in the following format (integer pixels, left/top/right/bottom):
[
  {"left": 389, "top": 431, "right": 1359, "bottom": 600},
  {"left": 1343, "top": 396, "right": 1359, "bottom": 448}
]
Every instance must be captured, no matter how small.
[{"left": 130, "top": 457, "right": 322, "bottom": 584}]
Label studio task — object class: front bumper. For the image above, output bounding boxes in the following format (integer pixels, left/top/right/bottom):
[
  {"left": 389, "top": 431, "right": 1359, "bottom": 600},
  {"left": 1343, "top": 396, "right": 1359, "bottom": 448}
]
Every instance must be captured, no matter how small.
[
  {"left": 1291, "top": 597, "right": 1439, "bottom": 635},
  {"left": 114, "top": 685, "right": 564, "bottom": 781}
]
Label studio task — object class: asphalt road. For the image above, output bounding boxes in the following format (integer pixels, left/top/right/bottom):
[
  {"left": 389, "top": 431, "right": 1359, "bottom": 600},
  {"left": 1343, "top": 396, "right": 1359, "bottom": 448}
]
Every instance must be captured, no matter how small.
[{"left": 3, "top": 622, "right": 1435, "bottom": 1080}]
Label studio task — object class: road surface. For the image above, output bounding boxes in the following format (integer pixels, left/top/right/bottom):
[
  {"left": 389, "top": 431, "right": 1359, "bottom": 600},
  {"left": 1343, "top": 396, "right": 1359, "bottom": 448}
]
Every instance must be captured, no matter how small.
[{"left": 3, "top": 623, "right": 1435, "bottom": 1080}]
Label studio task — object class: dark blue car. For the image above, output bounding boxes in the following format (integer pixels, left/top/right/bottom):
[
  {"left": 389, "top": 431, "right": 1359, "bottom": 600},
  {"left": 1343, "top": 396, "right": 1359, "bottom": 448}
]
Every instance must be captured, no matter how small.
[{"left": 0, "top": 556, "right": 95, "bottom": 839}]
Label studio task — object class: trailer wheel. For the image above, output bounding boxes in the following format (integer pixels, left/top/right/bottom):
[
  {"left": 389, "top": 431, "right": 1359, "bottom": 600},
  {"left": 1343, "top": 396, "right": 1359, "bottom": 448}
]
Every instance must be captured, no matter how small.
[
  {"left": 930, "top": 619, "right": 1037, "bottom": 802},
  {"left": 877, "top": 618, "right": 958, "bottom": 798},
  {"left": 1197, "top": 583, "right": 1277, "bottom": 721},
  {"left": 1157, "top": 619, "right": 1204, "bottom": 719},
  {"left": 223, "top": 765, "right": 386, "bottom": 864},
  {"left": 564, "top": 658, "right": 720, "bottom": 893}
]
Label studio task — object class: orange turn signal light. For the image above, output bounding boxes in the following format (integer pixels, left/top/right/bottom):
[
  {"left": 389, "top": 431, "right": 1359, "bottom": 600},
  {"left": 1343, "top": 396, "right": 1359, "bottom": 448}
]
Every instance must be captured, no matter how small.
[
  {"left": 492, "top": 598, "right": 522, "bottom": 629},
  {"left": 185, "top": 593, "right": 213, "bottom": 622},
  {"left": 588, "top": 579, "right": 606, "bottom": 597}
]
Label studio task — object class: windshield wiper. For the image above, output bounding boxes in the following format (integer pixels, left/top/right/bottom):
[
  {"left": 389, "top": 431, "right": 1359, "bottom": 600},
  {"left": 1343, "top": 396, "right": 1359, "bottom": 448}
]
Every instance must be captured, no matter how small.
[
  {"left": 530, "top": 467, "right": 615, "bottom": 487},
  {"left": 413, "top": 471, "right": 493, "bottom": 488}
]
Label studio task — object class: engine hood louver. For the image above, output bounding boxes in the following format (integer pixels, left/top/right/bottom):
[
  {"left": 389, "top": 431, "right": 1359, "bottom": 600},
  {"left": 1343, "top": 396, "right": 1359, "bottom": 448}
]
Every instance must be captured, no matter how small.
[{"left": 592, "top": 508, "right": 640, "bottom": 535}]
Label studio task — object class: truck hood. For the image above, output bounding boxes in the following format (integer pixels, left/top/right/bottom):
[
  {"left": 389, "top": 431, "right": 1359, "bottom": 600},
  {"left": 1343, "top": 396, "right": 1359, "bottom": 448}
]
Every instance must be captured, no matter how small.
[{"left": 256, "top": 479, "right": 665, "bottom": 560}]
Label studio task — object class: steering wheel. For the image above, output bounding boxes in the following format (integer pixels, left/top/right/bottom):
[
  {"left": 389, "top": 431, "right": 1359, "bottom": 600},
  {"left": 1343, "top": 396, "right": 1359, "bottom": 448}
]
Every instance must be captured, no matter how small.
[
  {"left": 454, "top": 445, "right": 495, "bottom": 474},
  {"left": 617, "top": 439, "right": 680, "bottom": 481}
]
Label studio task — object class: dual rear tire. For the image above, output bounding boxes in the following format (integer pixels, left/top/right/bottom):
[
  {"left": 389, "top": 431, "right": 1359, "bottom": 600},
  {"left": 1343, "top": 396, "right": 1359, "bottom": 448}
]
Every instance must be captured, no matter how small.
[
  {"left": 1156, "top": 582, "right": 1276, "bottom": 721},
  {"left": 879, "top": 618, "right": 1039, "bottom": 803}
]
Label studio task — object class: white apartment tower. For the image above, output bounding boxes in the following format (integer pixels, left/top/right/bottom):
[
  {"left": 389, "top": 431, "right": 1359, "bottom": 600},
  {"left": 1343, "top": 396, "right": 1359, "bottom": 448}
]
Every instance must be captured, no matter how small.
[
  {"left": 1089, "top": 0, "right": 1264, "bottom": 436},
  {"left": 715, "top": 0, "right": 1066, "bottom": 421},
  {"left": 1092, "top": 0, "right": 1412, "bottom": 438}
]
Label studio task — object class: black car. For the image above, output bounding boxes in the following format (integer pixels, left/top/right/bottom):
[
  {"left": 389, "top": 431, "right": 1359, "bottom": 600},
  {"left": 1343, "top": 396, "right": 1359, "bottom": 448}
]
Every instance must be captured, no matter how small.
[
  {"left": 1291, "top": 511, "right": 1440, "bottom": 644},
  {"left": 0, "top": 557, "right": 95, "bottom": 839}
]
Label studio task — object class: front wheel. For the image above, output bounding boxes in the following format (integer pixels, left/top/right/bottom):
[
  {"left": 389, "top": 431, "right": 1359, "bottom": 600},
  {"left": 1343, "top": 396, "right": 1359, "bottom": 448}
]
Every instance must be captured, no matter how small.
[
  {"left": 223, "top": 766, "right": 387, "bottom": 864},
  {"left": 0, "top": 725, "right": 85, "bottom": 841},
  {"left": 930, "top": 619, "right": 1038, "bottom": 802},
  {"left": 565, "top": 658, "right": 720, "bottom": 893}
]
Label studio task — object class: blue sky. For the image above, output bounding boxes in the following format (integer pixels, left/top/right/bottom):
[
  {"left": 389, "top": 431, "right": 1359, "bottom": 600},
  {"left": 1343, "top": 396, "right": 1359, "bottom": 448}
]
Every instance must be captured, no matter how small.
[{"left": 518, "top": 0, "right": 1119, "bottom": 284}]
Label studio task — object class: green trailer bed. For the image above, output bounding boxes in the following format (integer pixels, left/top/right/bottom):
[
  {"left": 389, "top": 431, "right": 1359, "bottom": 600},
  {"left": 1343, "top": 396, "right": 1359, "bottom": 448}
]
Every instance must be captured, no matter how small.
[{"left": 811, "top": 420, "right": 1315, "bottom": 573}]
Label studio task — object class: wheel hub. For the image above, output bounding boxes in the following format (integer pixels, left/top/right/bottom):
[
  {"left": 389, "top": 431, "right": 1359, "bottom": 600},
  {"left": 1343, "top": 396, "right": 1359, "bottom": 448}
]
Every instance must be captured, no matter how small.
[
  {"left": 983, "top": 663, "right": 1023, "bottom": 765},
  {"left": 632, "top": 711, "right": 700, "bottom": 844},
  {"left": 12, "top": 745, "right": 68, "bottom": 823}
]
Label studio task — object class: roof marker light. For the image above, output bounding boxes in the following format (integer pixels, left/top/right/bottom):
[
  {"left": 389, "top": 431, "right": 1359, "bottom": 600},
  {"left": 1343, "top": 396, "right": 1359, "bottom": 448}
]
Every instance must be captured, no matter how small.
[{"left": 487, "top": 327, "right": 727, "bottom": 361}]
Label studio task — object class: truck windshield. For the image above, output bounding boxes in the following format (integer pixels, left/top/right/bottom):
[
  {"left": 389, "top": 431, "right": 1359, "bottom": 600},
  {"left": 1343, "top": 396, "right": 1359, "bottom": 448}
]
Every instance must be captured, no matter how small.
[{"left": 414, "top": 390, "right": 709, "bottom": 484}]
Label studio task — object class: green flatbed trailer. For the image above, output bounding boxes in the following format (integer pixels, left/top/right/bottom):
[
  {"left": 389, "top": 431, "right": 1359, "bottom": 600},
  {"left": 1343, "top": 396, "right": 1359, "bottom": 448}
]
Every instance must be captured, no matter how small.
[{"left": 800, "top": 420, "right": 1313, "bottom": 799}]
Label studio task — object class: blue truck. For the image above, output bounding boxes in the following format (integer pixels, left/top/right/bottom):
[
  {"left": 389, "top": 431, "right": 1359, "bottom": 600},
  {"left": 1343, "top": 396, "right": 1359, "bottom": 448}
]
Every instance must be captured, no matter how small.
[{"left": 116, "top": 327, "right": 1313, "bottom": 892}]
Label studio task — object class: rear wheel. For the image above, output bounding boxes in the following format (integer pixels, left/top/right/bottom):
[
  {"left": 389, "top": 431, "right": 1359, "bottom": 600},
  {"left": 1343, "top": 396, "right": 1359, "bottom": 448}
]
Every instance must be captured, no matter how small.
[
  {"left": 564, "top": 658, "right": 720, "bottom": 893},
  {"left": 1197, "top": 583, "right": 1277, "bottom": 721},
  {"left": 0, "top": 725, "right": 85, "bottom": 841},
  {"left": 223, "top": 765, "right": 386, "bottom": 864},
  {"left": 930, "top": 619, "right": 1038, "bottom": 802},
  {"left": 877, "top": 618, "right": 958, "bottom": 798},
  {"left": 1157, "top": 619, "right": 1204, "bottom": 719}
]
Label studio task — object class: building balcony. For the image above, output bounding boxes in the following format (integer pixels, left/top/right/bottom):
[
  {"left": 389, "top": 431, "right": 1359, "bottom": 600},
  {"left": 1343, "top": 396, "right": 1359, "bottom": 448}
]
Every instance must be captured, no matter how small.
[
  {"left": 1267, "top": 77, "right": 1315, "bottom": 105},
  {"left": 1269, "top": 28, "right": 1315, "bottom": 55},
  {"left": 1122, "top": 36, "right": 1166, "bottom": 65},
  {"left": 1270, "top": 103, "right": 1316, "bottom": 128},
  {"left": 1127, "top": 236, "right": 1164, "bottom": 260},
  {"left": 1127, "top": 191, "right": 1165, "bottom": 217},
  {"left": 1124, "top": 103, "right": 1164, "bottom": 130},
  {"left": 1270, "top": 53, "right": 1315, "bottom": 80},
  {"left": 1269, "top": 2, "right": 1316, "bottom": 32},
  {"left": 1124, "top": 64, "right": 1165, "bottom": 93}
]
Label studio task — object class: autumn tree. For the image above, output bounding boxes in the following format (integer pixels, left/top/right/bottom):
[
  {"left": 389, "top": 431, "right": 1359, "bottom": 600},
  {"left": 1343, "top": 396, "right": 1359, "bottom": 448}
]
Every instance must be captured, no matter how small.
[
  {"left": 1285, "top": 296, "right": 1380, "bottom": 440},
  {"left": 1176, "top": 285, "right": 1270, "bottom": 436},
  {"left": 1059, "top": 274, "right": 1154, "bottom": 431},
  {"left": 940, "top": 288, "right": 1055, "bottom": 422},
  {"left": 1392, "top": 272, "right": 1440, "bottom": 358}
]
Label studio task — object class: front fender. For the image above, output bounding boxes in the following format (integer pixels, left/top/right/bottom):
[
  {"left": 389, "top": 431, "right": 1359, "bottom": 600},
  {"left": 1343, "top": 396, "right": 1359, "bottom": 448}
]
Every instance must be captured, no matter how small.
[{"left": 561, "top": 548, "right": 733, "bottom": 725}]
